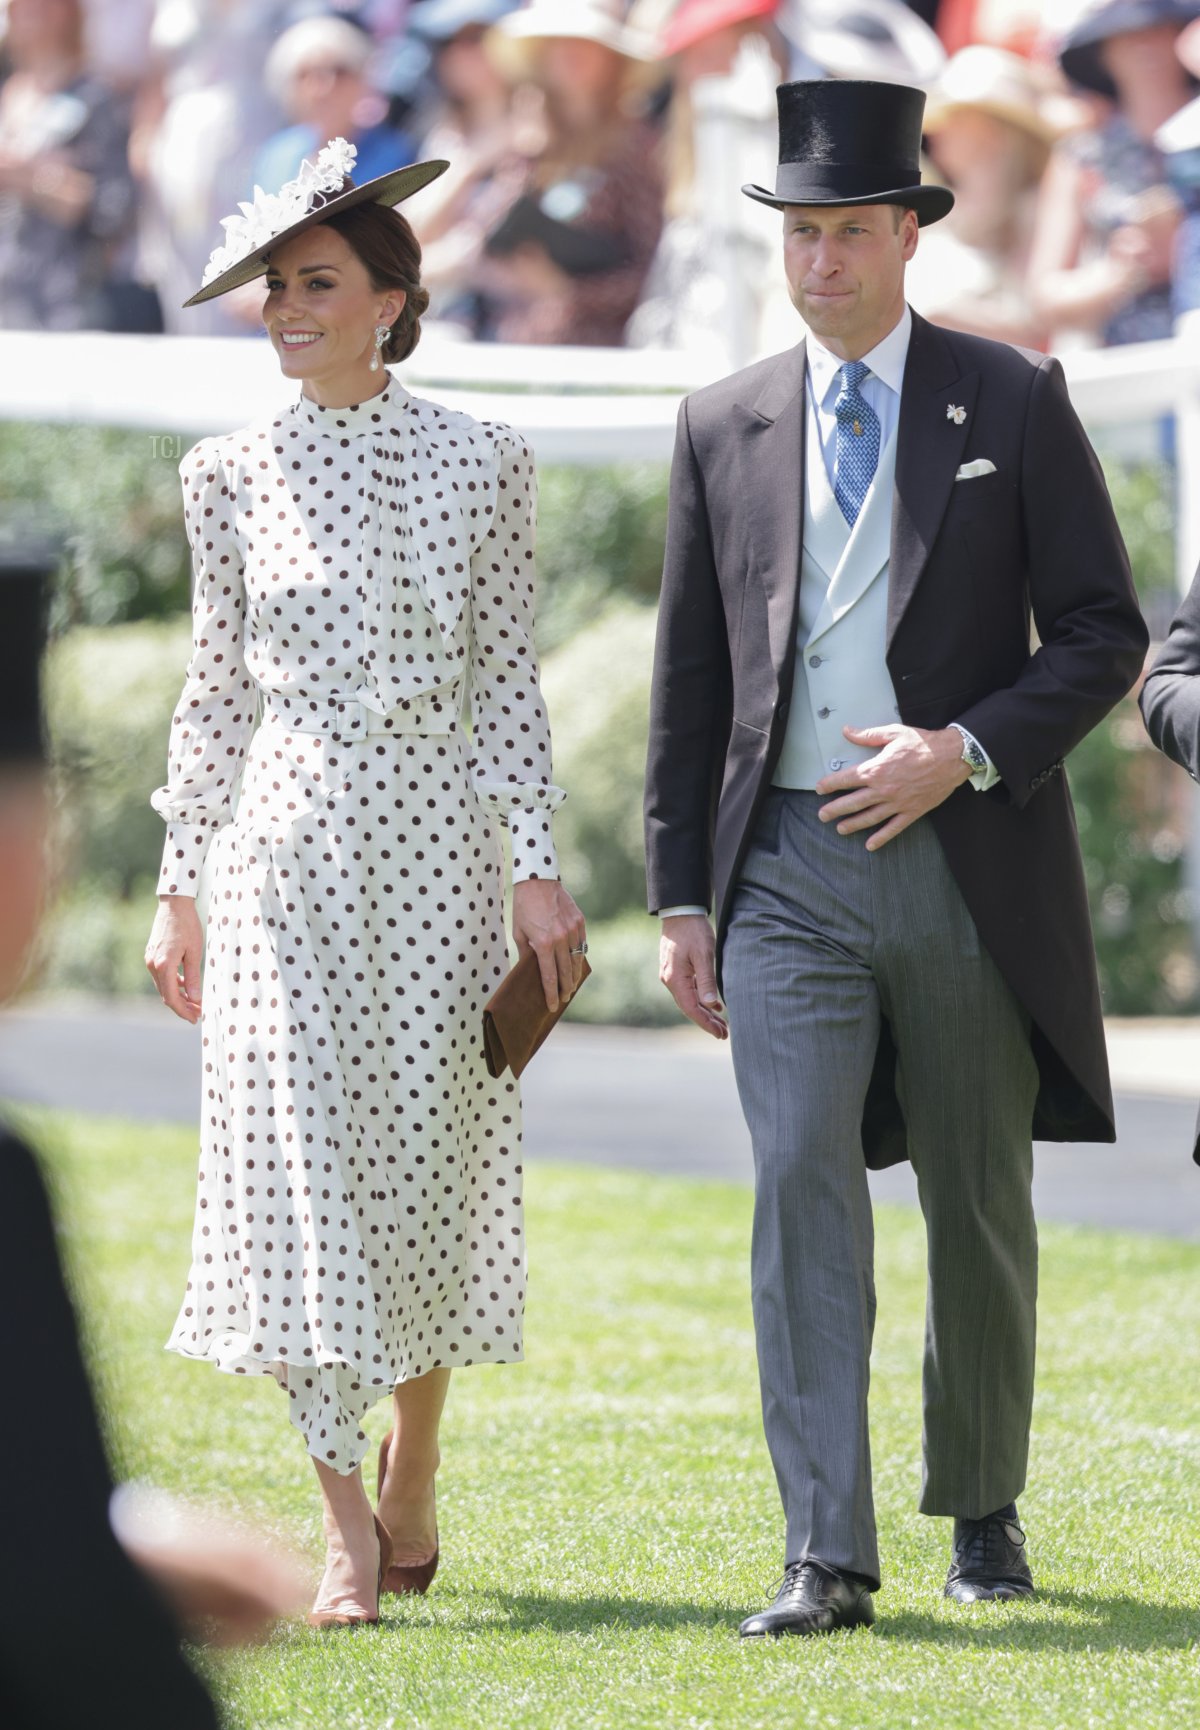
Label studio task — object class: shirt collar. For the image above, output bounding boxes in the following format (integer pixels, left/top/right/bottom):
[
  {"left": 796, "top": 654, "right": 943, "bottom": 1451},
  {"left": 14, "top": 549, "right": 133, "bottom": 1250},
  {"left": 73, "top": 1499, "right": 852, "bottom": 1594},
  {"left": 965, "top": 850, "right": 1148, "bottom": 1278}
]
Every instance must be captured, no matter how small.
[{"left": 806, "top": 302, "right": 913, "bottom": 406}]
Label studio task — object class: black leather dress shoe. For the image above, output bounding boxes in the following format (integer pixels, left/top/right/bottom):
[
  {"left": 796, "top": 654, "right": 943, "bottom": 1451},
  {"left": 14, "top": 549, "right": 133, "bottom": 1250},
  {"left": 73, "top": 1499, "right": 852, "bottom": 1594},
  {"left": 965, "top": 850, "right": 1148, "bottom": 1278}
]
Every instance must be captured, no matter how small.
[
  {"left": 739, "top": 1560, "right": 875, "bottom": 1638},
  {"left": 944, "top": 1509, "right": 1035, "bottom": 1603}
]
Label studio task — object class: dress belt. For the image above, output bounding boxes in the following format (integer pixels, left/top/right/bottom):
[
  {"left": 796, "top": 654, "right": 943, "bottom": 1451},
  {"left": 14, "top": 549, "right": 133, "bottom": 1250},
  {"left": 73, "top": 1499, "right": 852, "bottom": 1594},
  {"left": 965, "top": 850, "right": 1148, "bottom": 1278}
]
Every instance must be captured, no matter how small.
[{"left": 259, "top": 691, "right": 457, "bottom": 740}]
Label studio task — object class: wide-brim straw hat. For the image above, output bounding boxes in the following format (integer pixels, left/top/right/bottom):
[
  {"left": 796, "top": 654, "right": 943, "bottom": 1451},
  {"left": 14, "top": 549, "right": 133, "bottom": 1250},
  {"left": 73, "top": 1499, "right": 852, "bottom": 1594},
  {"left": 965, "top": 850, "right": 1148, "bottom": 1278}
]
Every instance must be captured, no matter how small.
[
  {"left": 742, "top": 77, "right": 955, "bottom": 225},
  {"left": 485, "top": 0, "right": 657, "bottom": 83},
  {"left": 184, "top": 137, "right": 447, "bottom": 307},
  {"left": 924, "top": 46, "right": 1058, "bottom": 148},
  {"left": 783, "top": 0, "right": 946, "bottom": 89},
  {"left": 1059, "top": 0, "right": 1200, "bottom": 99}
]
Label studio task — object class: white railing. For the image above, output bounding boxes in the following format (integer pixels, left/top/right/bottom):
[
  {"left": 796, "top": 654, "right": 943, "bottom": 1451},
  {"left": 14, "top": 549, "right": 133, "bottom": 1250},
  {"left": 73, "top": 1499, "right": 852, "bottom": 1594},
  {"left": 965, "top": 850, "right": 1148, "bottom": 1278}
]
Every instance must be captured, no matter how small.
[{"left": 4, "top": 317, "right": 1200, "bottom": 585}]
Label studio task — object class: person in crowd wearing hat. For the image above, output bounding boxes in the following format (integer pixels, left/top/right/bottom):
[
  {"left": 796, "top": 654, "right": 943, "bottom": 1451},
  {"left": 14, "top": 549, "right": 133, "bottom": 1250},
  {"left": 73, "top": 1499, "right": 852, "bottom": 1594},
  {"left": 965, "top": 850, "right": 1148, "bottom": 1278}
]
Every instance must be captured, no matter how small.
[
  {"left": 0, "top": 553, "right": 220, "bottom": 1728},
  {"left": 144, "top": 137, "right": 585, "bottom": 1627},
  {"left": 475, "top": 0, "right": 665, "bottom": 345},
  {"left": 906, "top": 45, "right": 1055, "bottom": 347},
  {"left": 127, "top": 0, "right": 296, "bottom": 338},
  {"left": 626, "top": 0, "right": 795, "bottom": 356},
  {"left": 644, "top": 76, "right": 1147, "bottom": 1636},
  {"left": 402, "top": 0, "right": 527, "bottom": 338},
  {"left": 1028, "top": 0, "right": 1198, "bottom": 348},
  {"left": 254, "top": 16, "right": 416, "bottom": 206}
]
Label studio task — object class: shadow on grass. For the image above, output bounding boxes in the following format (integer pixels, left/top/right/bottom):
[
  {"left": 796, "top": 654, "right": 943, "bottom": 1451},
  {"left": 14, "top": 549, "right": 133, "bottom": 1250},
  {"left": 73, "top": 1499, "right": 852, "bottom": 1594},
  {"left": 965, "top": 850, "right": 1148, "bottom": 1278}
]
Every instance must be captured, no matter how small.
[
  {"left": 390, "top": 1587, "right": 1197, "bottom": 1651},
  {"left": 407, "top": 1589, "right": 737, "bottom": 1635},
  {"left": 878, "top": 1589, "right": 1197, "bottom": 1652}
]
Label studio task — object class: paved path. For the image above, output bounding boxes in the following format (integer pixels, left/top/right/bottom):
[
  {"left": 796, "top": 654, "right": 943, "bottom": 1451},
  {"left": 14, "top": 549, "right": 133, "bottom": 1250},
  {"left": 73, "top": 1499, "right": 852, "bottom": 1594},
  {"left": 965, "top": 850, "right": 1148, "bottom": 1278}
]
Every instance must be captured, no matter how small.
[{"left": 1, "top": 998, "right": 1197, "bottom": 1240}]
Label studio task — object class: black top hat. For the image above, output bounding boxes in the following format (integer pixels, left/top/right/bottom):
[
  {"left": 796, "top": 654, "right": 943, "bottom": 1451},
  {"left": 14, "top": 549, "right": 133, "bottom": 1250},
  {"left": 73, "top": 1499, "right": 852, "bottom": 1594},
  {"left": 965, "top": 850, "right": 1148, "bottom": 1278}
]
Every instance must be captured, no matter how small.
[
  {"left": 0, "top": 546, "right": 52, "bottom": 765},
  {"left": 742, "top": 78, "right": 954, "bottom": 225},
  {"left": 1058, "top": 0, "right": 1200, "bottom": 99}
]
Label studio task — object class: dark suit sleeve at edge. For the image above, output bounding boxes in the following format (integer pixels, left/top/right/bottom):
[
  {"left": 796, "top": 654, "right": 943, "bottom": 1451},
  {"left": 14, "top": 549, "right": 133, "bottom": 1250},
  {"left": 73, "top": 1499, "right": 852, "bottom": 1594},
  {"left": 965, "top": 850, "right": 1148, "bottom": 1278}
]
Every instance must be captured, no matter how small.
[
  {"left": 0, "top": 1129, "right": 219, "bottom": 1730},
  {"left": 1139, "top": 561, "right": 1200, "bottom": 781},
  {"left": 953, "top": 355, "right": 1149, "bottom": 808},
  {"left": 644, "top": 394, "right": 733, "bottom": 913}
]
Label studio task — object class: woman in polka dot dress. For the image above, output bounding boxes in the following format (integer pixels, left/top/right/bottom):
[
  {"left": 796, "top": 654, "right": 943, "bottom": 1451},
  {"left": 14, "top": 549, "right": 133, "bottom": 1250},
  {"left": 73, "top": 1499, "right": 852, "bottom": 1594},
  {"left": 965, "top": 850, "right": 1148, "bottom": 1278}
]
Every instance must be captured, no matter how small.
[{"left": 144, "top": 142, "right": 586, "bottom": 1627}]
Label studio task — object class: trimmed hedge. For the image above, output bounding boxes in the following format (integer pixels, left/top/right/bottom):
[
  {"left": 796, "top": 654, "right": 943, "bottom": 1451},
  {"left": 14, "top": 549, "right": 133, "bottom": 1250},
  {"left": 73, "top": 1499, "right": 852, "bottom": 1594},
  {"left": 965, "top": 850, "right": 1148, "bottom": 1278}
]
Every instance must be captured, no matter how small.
[{"left": 21, "top": 434, "right": 1196, "bottom": 1018}]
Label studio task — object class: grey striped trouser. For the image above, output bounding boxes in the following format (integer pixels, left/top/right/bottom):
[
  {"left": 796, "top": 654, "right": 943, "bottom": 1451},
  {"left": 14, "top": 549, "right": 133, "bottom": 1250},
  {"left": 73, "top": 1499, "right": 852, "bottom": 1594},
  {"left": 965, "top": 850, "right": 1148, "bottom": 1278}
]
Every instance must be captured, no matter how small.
[{"left": 722, "top": 789, "right": 1039, "bottom": 1589}]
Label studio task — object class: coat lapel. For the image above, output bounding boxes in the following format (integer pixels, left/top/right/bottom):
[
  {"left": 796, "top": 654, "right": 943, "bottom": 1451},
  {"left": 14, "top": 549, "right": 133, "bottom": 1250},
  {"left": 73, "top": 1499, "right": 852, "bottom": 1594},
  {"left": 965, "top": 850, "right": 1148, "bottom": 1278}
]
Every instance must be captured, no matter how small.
[
  {"left": 888, "top": 311, "right": 979, "bottom": 649},
  {"left": 735, "top": 341, "right": 808, "bottom": 679}
]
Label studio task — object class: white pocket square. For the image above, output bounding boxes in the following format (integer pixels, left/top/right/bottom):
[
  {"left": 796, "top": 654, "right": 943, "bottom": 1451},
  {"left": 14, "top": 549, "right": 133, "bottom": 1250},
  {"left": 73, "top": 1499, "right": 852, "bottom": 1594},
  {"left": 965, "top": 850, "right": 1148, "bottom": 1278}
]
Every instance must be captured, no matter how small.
[{"left": 955, "top": 459, "right": 997, "bottom": 481}]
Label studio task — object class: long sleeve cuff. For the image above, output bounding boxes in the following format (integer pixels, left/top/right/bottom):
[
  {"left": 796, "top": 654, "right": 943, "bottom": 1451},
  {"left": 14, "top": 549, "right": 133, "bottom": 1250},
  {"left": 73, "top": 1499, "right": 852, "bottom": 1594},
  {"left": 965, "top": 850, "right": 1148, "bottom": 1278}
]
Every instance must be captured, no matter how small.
[
  {"left": 658, "top": 905, "right": 708, "bottom": 918},
  {"left": 156, "top": 820, "right": 217, "bottom": 896},
  {"left": 509, "top": 807, "right": 560, "bottom": 882},
  {"left": 951, "top": 723, "right": 1002, "bottom": 792}
]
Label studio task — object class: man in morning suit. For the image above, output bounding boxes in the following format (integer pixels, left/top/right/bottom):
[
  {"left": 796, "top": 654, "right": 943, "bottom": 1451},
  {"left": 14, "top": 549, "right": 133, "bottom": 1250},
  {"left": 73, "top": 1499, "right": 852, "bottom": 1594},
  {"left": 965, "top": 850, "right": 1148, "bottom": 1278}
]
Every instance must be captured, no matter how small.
[{"left": 643, "top": 78, "right": 1149, "bottom": 1638}]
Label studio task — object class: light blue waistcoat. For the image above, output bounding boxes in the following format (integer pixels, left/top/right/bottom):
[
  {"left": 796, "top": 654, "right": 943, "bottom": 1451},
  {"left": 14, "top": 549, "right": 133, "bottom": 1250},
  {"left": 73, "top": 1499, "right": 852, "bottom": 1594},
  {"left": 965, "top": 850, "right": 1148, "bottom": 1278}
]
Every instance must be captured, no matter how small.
[{"left": 773, "top": 383, "right": 902, "bottom": 790}]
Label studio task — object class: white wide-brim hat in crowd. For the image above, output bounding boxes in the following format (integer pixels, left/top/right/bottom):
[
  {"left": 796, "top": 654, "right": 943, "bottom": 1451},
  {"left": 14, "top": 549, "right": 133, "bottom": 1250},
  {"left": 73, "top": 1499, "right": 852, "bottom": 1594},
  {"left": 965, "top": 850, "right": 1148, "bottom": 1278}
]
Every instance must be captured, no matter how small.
[
  {"left": 780, "top": 0, "right": 946, "bottom": 87},
  {"left": 923, "top": 45, "right": 1059, "bottom": 147},
  {"left": 485, "top": 0, "right": 658, "bottom": 81}
]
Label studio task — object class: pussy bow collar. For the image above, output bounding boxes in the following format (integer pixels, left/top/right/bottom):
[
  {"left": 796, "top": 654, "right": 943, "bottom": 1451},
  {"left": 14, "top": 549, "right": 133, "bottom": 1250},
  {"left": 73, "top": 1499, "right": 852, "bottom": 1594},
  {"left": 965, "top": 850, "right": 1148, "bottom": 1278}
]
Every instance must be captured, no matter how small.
[{"left": 290, "top": 373, "right": 477, "bottom": 709}]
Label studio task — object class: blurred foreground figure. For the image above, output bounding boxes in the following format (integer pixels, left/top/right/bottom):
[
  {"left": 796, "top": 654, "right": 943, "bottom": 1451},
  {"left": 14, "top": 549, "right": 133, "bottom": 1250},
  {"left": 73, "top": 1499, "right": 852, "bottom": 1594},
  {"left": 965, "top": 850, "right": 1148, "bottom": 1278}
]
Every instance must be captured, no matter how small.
[
  {"left": 0, "top": 552, "right": 220, "bottom": 1730},
  {"left": 644, "top": 76, "right": 1148, "bottom": 1638}
]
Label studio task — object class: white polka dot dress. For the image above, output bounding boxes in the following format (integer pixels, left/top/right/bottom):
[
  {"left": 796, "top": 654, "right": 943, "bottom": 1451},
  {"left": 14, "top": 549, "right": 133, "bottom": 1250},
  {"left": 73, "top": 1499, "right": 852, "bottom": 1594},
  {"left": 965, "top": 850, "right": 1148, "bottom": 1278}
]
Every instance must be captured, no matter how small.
[{"left": 151, "top": 372, "right": 564, "bottom": 1472}]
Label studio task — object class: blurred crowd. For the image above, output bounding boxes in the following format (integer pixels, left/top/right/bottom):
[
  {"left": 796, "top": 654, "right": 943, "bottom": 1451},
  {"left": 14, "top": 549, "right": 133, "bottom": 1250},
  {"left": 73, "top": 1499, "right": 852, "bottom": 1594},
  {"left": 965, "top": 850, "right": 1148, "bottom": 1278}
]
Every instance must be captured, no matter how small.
[{"left": 5, "top": 0, "right": 1200, "bottom": 356}]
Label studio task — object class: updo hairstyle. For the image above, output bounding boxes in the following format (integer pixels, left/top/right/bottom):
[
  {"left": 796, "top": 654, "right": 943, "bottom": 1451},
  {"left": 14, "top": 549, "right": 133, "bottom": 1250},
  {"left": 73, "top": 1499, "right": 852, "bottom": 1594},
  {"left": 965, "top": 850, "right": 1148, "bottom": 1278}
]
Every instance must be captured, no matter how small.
[{"left": 325, "top": 201, "right": 431, "bottom": 363}]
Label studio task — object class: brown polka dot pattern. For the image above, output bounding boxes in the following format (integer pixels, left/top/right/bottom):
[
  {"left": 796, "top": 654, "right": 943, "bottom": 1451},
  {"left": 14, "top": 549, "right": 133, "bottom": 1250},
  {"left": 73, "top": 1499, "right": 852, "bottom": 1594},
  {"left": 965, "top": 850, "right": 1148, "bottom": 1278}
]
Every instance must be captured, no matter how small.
[{"left": 151, "top": 372, "right": 564, "bottom": 1472}]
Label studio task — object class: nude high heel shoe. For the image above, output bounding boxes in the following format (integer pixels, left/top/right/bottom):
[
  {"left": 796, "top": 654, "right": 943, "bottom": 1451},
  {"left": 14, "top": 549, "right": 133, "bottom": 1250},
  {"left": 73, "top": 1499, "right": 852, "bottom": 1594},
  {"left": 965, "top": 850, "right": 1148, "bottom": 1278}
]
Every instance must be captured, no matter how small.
[
  {"left": 376, "top": 1429, "right": 439, "bottom": 1594},
  {"left": 306, "top": 1513, "right": 393, "bottom": 1629}
]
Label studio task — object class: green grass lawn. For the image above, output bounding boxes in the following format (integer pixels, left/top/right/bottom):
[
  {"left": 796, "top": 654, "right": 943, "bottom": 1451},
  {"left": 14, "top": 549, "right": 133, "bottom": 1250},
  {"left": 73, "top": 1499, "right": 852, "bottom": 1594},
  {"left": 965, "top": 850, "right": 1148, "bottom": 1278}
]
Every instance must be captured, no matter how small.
[{"left": 14, "top": 1104, "right": 1200, "bottom": 1729}]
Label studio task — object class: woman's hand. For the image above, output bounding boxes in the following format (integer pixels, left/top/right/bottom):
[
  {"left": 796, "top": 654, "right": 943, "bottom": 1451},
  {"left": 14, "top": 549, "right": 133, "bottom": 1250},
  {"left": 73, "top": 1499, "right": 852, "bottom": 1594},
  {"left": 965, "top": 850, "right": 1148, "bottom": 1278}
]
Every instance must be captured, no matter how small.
[
  {"left": 145, "top": 895, "right": 204, "bottom": 1024},
  {"left": 511, "top": 879, "right": 586, "bottom": 1013}
]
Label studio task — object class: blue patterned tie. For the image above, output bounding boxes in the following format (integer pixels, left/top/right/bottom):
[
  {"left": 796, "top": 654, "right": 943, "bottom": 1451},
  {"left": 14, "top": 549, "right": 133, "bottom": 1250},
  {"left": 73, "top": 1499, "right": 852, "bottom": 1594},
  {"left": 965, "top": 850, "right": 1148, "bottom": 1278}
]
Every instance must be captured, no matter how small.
[{"left": 833, "top": 360, "right": 881, "bottom": 527}]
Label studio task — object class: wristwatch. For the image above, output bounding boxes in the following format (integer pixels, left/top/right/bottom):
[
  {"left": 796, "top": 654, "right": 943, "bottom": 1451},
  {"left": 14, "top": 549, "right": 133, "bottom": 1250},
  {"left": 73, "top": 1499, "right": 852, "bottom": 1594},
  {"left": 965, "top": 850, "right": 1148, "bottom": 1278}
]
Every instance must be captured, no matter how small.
[{"left": 951, "top": 723, "right": 988, "bottom": 777}]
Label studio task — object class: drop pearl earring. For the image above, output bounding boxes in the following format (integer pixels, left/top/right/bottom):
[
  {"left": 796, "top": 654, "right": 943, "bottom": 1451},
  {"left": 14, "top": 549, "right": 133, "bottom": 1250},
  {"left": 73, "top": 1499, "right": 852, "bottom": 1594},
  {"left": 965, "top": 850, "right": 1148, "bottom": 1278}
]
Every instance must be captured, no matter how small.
[{"left": 369, "top": 324, "right": 389, "bottom": 372}]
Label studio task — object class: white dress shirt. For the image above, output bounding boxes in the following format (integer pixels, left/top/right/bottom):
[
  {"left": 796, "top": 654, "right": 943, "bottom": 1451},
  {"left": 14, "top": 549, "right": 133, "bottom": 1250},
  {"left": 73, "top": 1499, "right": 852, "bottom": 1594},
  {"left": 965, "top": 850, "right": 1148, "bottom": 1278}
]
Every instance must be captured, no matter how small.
[{"left": 659, "top": 305, "right": 998, "bottom": 919}]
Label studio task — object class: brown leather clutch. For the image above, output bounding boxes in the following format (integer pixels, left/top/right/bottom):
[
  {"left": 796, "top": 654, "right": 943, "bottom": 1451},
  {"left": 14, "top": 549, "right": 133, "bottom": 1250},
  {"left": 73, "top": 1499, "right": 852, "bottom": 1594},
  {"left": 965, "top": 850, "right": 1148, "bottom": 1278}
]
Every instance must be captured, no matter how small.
[{"left": 482, "top": 948, "right": 591, "bottom": 1079}]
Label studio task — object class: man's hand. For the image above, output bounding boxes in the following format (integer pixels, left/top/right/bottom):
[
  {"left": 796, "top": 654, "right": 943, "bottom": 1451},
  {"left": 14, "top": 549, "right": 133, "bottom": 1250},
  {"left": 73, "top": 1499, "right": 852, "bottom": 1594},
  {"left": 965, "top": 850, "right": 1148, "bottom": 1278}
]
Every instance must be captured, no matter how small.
[
  {"left": 659, "top": 914, "right": 728, "bottom": 1040},
  {"left": 815, "top": 723, "right": 972, "bottom": 850},
  {"left": 512, "top": 878, "right": 587, "bottom": 1013}
]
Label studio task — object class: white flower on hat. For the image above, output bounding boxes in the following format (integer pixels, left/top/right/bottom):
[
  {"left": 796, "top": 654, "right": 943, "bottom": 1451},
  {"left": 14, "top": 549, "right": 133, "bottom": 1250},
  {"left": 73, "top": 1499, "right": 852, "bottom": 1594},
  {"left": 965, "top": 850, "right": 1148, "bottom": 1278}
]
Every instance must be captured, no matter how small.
[{"left": 200, "top": 136, "right": 358, "bottom": 288}]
